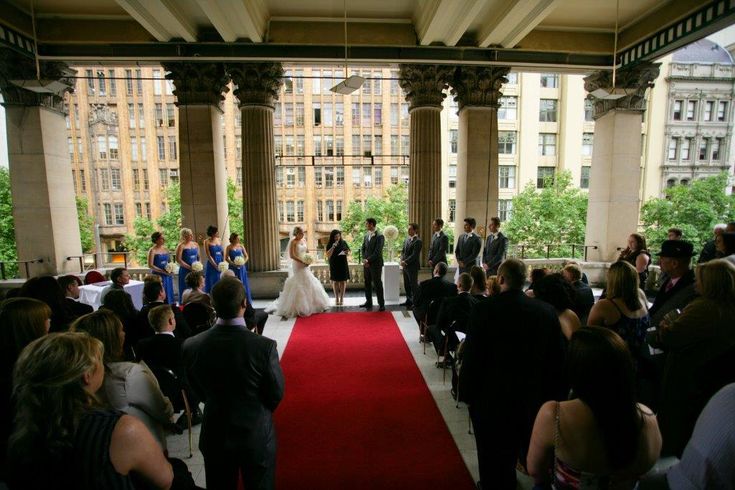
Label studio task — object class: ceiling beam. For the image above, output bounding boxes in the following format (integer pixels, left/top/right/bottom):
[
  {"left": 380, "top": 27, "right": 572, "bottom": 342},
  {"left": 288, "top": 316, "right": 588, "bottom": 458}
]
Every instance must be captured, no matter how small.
[
  {"left": 194, "top": 0, "right": 268, "bottom": 43},
  {"left": 478, "top": 0, "right": 560, "bottom": 48},
  {"left": 414, "top": 0, "right": 488, "bottom": 46},
  {"left": 115, "top": 0, "right": 197, "bottom": 42}
]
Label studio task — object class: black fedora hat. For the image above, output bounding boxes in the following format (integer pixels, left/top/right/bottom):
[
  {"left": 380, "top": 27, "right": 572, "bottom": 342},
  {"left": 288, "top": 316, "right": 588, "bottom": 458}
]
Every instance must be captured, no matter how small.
[{"left": 657, "top": 240, "right": 694, "bottom": 258}]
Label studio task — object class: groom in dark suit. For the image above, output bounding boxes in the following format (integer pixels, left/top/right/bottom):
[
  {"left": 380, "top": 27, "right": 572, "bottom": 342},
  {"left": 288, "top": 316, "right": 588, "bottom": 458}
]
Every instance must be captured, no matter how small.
[
  {"left": 482, "top": 217, "right": 508, "bottom": 276},
  {"left": 428, "top": 218, "right": 449, "bottom": 268},
  {"left": 400, "top": 223, "right": 422, "bottom": 308},
  {"left": 454, "top": 217, "right": 482, "bottom": 274},
  {"left": 361, "top": 217, "right": 385, "bottom": 311}
]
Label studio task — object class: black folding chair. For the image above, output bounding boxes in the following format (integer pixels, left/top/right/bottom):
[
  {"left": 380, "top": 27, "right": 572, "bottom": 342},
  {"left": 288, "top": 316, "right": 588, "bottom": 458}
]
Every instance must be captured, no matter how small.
[
  {"left": 147, "top": 364, "right": 193, "bottom": 458},
  {"left": 182, "top": 302, "right": 215, "bottom": 335}
]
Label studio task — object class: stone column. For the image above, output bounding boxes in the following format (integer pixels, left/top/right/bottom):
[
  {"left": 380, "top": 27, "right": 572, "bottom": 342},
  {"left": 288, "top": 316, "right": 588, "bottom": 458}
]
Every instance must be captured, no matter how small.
[
  {"left": 583, "top": 62, "right": 661, "bottom": 261},
  {"left": 0, "top": 49, "right": 81, "bottom": 277},
  {"left": 163, "top": 62, "right": 230, "bottom": 243},
  {"left": 450, "top": 66, "right": 510, "bottom": 240},
  {"left": 229, "top": 63, "right": 283, "bottom": 272},
  {"left": 399, "top": 64, "right": 452, "bottom": 267}
]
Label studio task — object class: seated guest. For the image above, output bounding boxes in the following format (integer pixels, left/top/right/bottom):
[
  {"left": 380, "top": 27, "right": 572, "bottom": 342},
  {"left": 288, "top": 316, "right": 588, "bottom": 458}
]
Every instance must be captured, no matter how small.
[
  {"left": 562, "top": 264, "right": 595, "bottom": 325},
  {"left": 57, "top": 274, "right": 93, "bottom": 319},
  {"left": 427, "top": 273, "right": 478, "bottom": 361},
  {"left": 245, "top": 301, "right": 268, "bottom": 336},
  {"left": 100, "top": 267, "right": 131, "bottom": 303},
  {"left": 667, "top": 383, "right": 735, "bottom": 490},
  {"left": 412, "top": 262, "right": 457, "bottom": 331},
  {"left": 469, "top": 265, "right": 488, "bottom": 299},
  {"left": 102, "top": 288, "right": 139, "bottom": 360},
  {"left": 648, "top": 240, "right": 697, "bottom": 329},
  {"left": 0, "top": 298, "right": 50, "bottom": 477},
  {"left": 486, "top": 275, "right": 501, "bottom": 296},
  {"left": 534, "top": 273, "right": 581, "bottom": 340},
  {"left": 563, "top": 260, "right": 589, "bottom": 284},
  {"left": 136, "top": 279, "right": 191, "bottom": 347},
  {"left": 525, "top": 267, "right": 549, "bottom": 298},
  {"left": 6, "top": 332, "right": 173, "bottom": 490},
  {"left": 717, "top": 232, "right": 735, "bottom": 265},
  {"left": 657, "top": 259, "right": 735, "bottom": 457},
  {"left": 72, "top": 310, "right": 175, "bottom": 450},
  {"left": 698, "top": 223, "right": 727, "bottom": 263},
  {"left": 181, "top": 270, "right": 211, "bottom": 308},
  {"left": 527, "top": 327, "right": 661, "bottom": 488},
  {"left": 19, "top": 276, "right": 72, "bottom": 332}
]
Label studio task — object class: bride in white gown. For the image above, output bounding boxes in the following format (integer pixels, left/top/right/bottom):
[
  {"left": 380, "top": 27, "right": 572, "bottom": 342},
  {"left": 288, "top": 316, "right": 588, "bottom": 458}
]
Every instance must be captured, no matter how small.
[{"left": 265, "top": 226, "right": 330, "bottom": 318}]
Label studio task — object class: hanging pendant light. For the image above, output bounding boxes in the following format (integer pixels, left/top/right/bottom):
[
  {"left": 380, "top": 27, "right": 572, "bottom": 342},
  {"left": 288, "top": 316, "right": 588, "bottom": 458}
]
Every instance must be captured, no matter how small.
[
  {"left": 590, "top": 0, "right": 627, "bottom": 100},
  {"left": 330, "top": 0, "right": 365, "bottom": 95}
]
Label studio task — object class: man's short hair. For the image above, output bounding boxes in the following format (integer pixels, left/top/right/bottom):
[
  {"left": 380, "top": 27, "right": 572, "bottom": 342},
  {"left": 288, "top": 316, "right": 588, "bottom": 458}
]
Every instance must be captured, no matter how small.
[
  {"left": 110, "top": 268, "right": 127, "bottom": 284},
  {"left": 458, "top": 272, "right": 473, "bottom": 292},
  {"left": 498, "top": 258, "right": 526, "bottom": 290},
  {"left": 365, "top": 217, "right": 377, "bottom": 227},
  {"left": 433, "top": 218, "right": 444, "bottom": 228},
  {"left": 667, "top": 228, "right": 683, "bottom": 238},
  {"left": 143, "top": 280, "right": 163, "bottom": 303},
  {"left": 490, "top": 217, "right": 501, "bottom": 227},
  {"left": 148, "top": 304, "right": 173, "bottom": 332},
  {"left": 464, "top": 217, "right": 476, "bottom": 228},
  {"left": 212, "top": 277, "right": 246, "bottom": 319},
  {"left": 434, "top": 262, "right": 448, "bottom": 277},
  {"left": 409, "top": 222, "right": 419, "bottom": 232},
  {"left": 563, "top": 264, "right": 582, "bottom": 282},
  {"left": 58, "top": 274, "right": 82, "bottom": 291}
]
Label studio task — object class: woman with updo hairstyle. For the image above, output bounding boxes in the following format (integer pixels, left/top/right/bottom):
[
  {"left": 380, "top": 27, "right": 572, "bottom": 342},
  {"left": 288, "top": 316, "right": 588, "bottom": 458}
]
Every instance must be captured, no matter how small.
[
  {"left": 469, "top": 265, "right": 488, "bottom": 299},
  {"left": 533, "top": 273, "right": 581, "bottom": 340},
  {"left": 203, "top": 225, "right": 224, "bottom": 293},
  {"left": 6, "top": 332, "right": 173, "bottom": 489},
  {"left": 527, "top": 326, "right": 661, "bottom": 488},
  {"left": 101, "top": 289, "right": 139, "bottom": 361},
  {"left": 175, "top": 227, "right": 200, "bottom": 305},
  {"left": 225, "top": 232, "right": 253, "bottom": 303},
  {"left": 181, "top": 270, "right": 212, "bottom": 308},
  {"left": 148, "top": 231, "right": 174, "bottom": 305},
  {"left": 71, "top": 310, "right": 174, "bottom": 450}
]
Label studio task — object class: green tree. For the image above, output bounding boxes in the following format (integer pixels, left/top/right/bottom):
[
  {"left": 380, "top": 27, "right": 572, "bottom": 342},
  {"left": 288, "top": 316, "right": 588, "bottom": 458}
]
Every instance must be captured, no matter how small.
[
  {"left": 76, "top": 196, "right": 96, "bottom": 253},
  {"left": 340, "top": 183, "right": 409, "bottom": 261},
  {"left": 0, "top": 167, "right": 18, "bottom": 278},
  {"left": 124, "top": 183, "right": 181, "bottom": 265},
  {"left": 641, "top": 173, "right": 735, "bottom": 253},
  {"left": 504, "top": 170, "right": 588, "bottom": 258},
  {"left": 227, "top": 178, "right": 244, "bottom": 238}
]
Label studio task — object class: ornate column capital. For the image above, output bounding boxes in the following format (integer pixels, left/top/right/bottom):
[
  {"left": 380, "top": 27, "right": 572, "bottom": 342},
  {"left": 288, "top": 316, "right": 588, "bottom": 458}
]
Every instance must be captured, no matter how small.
[
  {"left": 162, "top": 62, "right": 230, "bottom": 106},
  {"left": 398, "top": 64, "right": 452, "bottom": 110},
  {"left": 0, "top": 48, "right": 74, "bottom": 112},
  {"left": 450, "top": 65, "right": 510, "bottom": 110},
  {"left": 229, "top": 62, "right": 284, "bottom": 108},
  {"left": 584, "top": 61, "right": 661, "bottom": 119}
]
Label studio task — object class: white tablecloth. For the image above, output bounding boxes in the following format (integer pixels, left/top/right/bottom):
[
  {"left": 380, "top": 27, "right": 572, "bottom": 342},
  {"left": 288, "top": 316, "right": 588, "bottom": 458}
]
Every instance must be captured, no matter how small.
[{"left": 79, "top": 280, "right": 145, "bottom": 311}]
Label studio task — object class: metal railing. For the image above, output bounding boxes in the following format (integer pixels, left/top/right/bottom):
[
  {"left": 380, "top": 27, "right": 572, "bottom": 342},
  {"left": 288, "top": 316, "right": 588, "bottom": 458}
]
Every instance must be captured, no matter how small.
[
  {"left": 0, "top": 258, "right": 44, "bottom": 280},
  {"left": 507, "top": 244, "right": 599, "bottom": 261}
]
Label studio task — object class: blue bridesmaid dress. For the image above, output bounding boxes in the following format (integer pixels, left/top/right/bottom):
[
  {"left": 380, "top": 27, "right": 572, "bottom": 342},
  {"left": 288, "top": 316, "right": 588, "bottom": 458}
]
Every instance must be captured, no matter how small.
[
  {"left": 205, "top": 244, "right": 224, "bottom": 293},
  {"left": 178, "top": 247, "right": 199, "bottom": 301},
  {"left": 228, "top": 247, "right": 253, "bottom": 303},
  {"left": 152, "top": 253, "right": 175, "bottom": 304}
]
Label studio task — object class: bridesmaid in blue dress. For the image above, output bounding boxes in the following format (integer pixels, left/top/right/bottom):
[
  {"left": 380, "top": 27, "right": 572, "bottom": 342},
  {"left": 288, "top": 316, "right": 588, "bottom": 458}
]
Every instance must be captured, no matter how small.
[
  {"left": 147, "top": 231, "right": 175, "bottom": 304},
  {"left": 225, "top": 232, "right": 253, "bottom": 303},
  {"left": 176, "top": 227, "right": 200, "bottom": 303},
  {"left": 204, "top": 225, "right": 224, "bottom": 294}
]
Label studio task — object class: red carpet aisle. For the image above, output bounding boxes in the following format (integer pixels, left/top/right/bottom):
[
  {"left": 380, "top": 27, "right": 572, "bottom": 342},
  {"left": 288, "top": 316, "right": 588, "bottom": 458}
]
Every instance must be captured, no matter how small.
[{"left": 274, "top": 312, "right": 476, "bottom": 489}]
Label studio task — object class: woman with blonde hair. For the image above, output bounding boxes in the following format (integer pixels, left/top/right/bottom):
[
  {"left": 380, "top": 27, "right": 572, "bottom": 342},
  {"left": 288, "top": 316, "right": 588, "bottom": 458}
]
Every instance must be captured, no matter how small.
[
  {"left": 176, "top": 227, "right": 200, "bottom": 305},
  {"left": 71, "top": 310, "right": 174, "bottom": 450},
  {"left": 7, "top": 332, "right": 172, "bottom": 489},
  {"left": 486, "top": 275, "right": 501, "bottom": 297}
]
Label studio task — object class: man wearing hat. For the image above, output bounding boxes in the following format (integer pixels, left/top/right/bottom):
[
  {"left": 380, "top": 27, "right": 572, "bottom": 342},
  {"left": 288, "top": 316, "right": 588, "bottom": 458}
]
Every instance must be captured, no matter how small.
[{"left": 649, "top": 240, "right": 698, "bottom": 329}]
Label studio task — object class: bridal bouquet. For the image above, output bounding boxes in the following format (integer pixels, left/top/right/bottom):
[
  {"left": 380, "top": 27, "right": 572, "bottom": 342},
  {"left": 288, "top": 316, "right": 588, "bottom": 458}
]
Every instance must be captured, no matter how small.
[
  {"left": 234, "top": 256, "right": 246, "bottom": 266},
  {"left": 217, "top": 261, "right": 229, "bottom": 272},
  {"left": 301, "top": 254, "right": 314, "bottom": 265},
  {"left": 165, "top": 262, "right": 178, "bottom": 274},
  {"left": 191, "top": 261, "right": 203, "bottom": 272}
]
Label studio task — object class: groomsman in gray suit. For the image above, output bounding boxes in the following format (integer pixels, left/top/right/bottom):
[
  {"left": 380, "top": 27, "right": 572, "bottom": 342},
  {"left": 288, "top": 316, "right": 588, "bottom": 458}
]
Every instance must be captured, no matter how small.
[
  {"left": 428, "top": 218, "right": 449, "bottom": 268},
  {"left": 360, "top": 217, "right": 385, "bottom": 311},
  {"left": 454, "top": 217, "right": 482, "bottom": 274},
  {"left": 400, "top": 223, "right": 422, "bottom": 308}
]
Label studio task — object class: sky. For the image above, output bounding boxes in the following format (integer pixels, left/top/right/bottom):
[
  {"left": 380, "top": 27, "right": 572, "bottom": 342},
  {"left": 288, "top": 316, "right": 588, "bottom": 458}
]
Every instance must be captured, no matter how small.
[{"left": 1, "top": 25, "right": 735, "bottom": 169}]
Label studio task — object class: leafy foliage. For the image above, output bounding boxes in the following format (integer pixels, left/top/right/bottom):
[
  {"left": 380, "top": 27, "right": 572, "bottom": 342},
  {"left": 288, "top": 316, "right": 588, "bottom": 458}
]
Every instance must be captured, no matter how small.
[
  {"left": 227, "top": 179, "right": 244, "bottom": 238},
  {"left": 640, "top": 173, "right": 735, "bottom": 254},
  {"left": 504, "top": 170, "right": 588, "bottom": 258},
  {"left": 76, "top": 196, "right": 96, "bottom": 253},
  {"left": 0, "top": 167, "right": 18, "bottom": 278}
]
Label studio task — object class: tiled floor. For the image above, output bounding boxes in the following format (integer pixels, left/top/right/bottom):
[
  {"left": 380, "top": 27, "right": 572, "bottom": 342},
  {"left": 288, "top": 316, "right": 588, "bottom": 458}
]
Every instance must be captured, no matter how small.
[{"left": 167, "top": 294, "right": 542, "bottom": 489}]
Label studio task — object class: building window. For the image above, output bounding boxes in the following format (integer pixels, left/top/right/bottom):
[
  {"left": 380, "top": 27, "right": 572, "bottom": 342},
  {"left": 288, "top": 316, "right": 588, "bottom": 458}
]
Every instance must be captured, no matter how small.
[
  {"left": 155, "top": 104, "right": 163, "bottom": 126},
  {"left": 286, "top": 168, "right": 295, "bottom": 187},
  {"left": 97, "top": 71, "right": 106, "bottom": 96},
  {"left": 584, "top": 99, "right": 594, "bottom": 121},
  {"left": 298, "top": 167, "right": 305, "bottom": 187},
  {"left": 704, "top": 101, "right": 714, "bottom": 121},
  {"left": 505, "top": 72, "right": 518, "bottom": 84},
  {"left": 540, "top": 73, "right": 558, "bottom": 88},
  {"left": 275, "top": 167, "right": 283, "bottom": 187},
  {"left": 135, "top": 69, "right": 143, "bottom": 95},
  {"left": 167, "top": 104, "right": 175, "bottom": 127},
  {"left": 668, "top": 138, "right": 678, "bottom": 160},
  {"left": 128, "top": 103, "right": 135, "bottom": 128},
  {"left": 666, "top": 178, "right": 676, "bottom": 188},
  {"left": 401, "top": 103, "right": 409, "bottom": 127},
  {"left": 499, "top": 96, "right": 517, "bottom": 120},
  {"left": 363, "top": 167, "right": 373, "bottom": 187},
  {"left": 153, "top": 69, "right": 161, "bottom": 95},
  {"left": 109, "top": 136, "right": 119, "bottom": 159},
  {"left": 375, "top": 167, "right": 383, "bottom": 186},
  {"left": 681, "top": 178, "right": 690, "bottom": 186},
  {"left": 352, "top": 167, "right": 361, "bottom": 186},
  {"left": 159, "top": 169, "right": 168, "bottom": 187},
  {"left": 537, "top": 167, "right": 555, "bottom": 188},
  {"left": 401, "top": 135, "right": 409, "bottom": 155},
  {"left": 582, "top": 133, "right": 593, "bottom": 156},
  {"left": 390, "top": 166, "right": 399, "bottom": 184},
  {"left": 140, "top": 137, "right": 147, "bottom": 161},
  {"left": 699, "top": 138, "right": 709, "bottom": 160},
  {"left": 138, "top": 103, "right": 145, "bottom": 128},
  {"left": 297, "top": 201, "right": 304, "bottom": 222},
  {"left": 142, "top": 169, "right": 149, "bottom": 190},
  {"left": 681, "top": 138, "right": 691, "bottom": 160},
  {"left": 135, "top": 202, "right": 142, "bottom": 216},
  {"left": 450, "top": 129, "right": 458, "bottom": 153},
  {"left": 539, "top": 99, "right": 558, "bottom": 122},
  {"left": 401, "top": 166, "right": 409, "bottom": 184},
  {"left": 499, "top": 200, "right": 513, "bottom": 222},
  {"left": 168, "top": 136, "right": 177, "bottom": 160},
  {"left": 390, "top": 103, "right": 399, "bottom": 126},
  {"left": 86, "top": 69, "right": 95, "bottom": 95},
  {"left": 286, "top": 201, "right": 295, "bottom": 222},
  {"left": 449, "top": 165, "right": 457, "bottom": 188},
  {"left": 499, "top": 166, "right": 516, "bottom": 189},
  {"left": 448, "top": 199, "right": 456, "bottom": 222},
  {"left": 717, "top": 101, "right": 728, "bottom": 121},
  {"left": 686, "top": 100, "right": 697, "bottom": 121},
  {"left": 362, "top": 103, "right": 371, "bottom": 127},
  {"left": 125, "top": 69, "right": 133, "bottom": 95},
  {"left": 363, "top": 134, "right": 373, "bottom": 156},
  {"left": 111, "top": 168, "right": 121, "bottom": 190},
  {"left": 133, "top": 169, "right": 140, "bottom": 191},
  {"left": 498, "top": 131, "right": 516, "bottom": 155},
  {"left": 351, "top": 103, "right": 360, "bottom": 126},
  {"left": 316, "top": 201, "right": 323, "bottom": 221},
  {"left": 538, "top": 133, "right": 557, "bottom": 156},
  {"left": 104, "top": 203, "right": 113, "bottom": 225},
  {"left": 336, "top": 167, "right": 344, "bottom": 187},
  {"left": 672, "top": 100, "right": 683, "bottom": 121},
  {"left": 79, "top": 169, "right": 86, "bottom": 192},
  {"left": 97, "top": 136, "right": 107, "bottom": 159},
  {"left": 712, "top": 138, "right": 722, "bottom": 161},
  {"left": 336, "top": 200, "right": 343, "bottom": 221},
  {"left": 68, "top": 137, "right": 74, "bottom": 159},
  {"left": 157, "top": 136, "right": 166, "bottom": 160},
  {"left": 108, "top": 69, "right": 116, "bottom": 96},
  {"left": 114, "top": 203, "right": 124, "bottom": 225},
  {"left": 130, "top": 136, "right": 138, "bottom": 161},
  {"left": 580, "top": 167, "right": 591, "bottom": 189}
]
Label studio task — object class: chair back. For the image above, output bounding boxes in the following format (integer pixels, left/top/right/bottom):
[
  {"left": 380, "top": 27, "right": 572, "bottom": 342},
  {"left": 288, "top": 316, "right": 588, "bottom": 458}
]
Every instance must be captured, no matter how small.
[
  {"left": 182, "top": 302, "right": 214, "bottom": 335},
  {"left": 84, "top": 270, "right": 106, "bottom": 285},
  {"left": 147, "top": 363, "right": 186, "bottom": 412}
]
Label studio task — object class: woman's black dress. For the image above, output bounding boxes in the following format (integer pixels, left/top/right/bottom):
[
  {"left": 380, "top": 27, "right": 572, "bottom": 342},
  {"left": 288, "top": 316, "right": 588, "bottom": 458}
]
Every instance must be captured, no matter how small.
[{"left": 328, "top": 241, "right": 351, "bottom": 281}]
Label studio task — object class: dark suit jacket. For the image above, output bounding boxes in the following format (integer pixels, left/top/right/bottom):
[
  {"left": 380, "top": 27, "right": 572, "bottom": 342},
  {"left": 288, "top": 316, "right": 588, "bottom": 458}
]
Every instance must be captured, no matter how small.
[
  {"left": 481, "top": 232, "right": 508, "bottom": 274},
  {"left": 183, "top": 322, "right": 284, "bottom": 459},
  {"left": 459, "top": 290, "right": 564, "bottom": 451},
  {"left": 400, "top": 236, "right": 422, "bottom": 270},
  {"left": 138, "top": 332, "right": 184, "bottom": 379},
  {"left": 436, "top": 292, "right": 478, "bottom": 334},
  {"left": 64, "top": 297, "right": 93, "bottom": 319},
  {"left": 361, "top": 232, "right": 384, "bottom": 268},
  {"left": 697, "top": 239, "right": 717, "bottom": 263},
  {"left": 428, "top": 231, "right": 449, "bottom": 265},
  {"left": 570, "top": 280, "right": 595, "bottom": 325},
  {"left": 649, "top": 269, "right": 697, "bottom": 327},
  {"left": 414, "top": 276, "right": 458, "bottom": 323},
  {"left": 455, "top": 233, "right": 482, "bottom": 269},
  {"left": 244, "top": 303, "right": 268, "bottom": 335},
  {"left": 136, "top": 302, "right": 192, "bottom": 346}
]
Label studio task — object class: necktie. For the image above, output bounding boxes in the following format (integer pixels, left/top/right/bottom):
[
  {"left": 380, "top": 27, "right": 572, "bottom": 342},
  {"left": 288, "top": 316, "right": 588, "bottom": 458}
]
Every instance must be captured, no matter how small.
[{"left": 665, "top": 280, "right": 674, "bottom": 292}]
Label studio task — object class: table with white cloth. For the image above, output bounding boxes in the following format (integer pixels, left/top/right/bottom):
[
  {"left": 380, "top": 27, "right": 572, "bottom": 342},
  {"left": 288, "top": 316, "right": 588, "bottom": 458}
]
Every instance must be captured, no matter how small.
[
  {"left": 382, "top": 262, "right": 401, "bottom": 302},
  {"left": 78, "top": 280, "right": 145, "bottom": 311}
]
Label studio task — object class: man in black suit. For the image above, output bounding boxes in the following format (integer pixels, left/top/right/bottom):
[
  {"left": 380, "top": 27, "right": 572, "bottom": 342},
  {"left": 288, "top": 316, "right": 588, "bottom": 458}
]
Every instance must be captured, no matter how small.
[
  {"left": 649, "top": 240, "right": 697, "bottom": 328},
  {"left": 183, "top": 277, "right": 284, "bottom": 490},
  {"left": 561, "top": 264, "right": 595, "bottom": 325},
  {"left": 135, "top": 279, "right": 192, "bottom": 347},
  {"left": 400, "top": 222, "right": 422, "bottom": 308},
  {"left": 454, "top": 217, "right": 482, "bottom": 274},
  {"left": 697, "top": 223, "right": 726, "bottom": 263},
  {"left": 360, "top": 217, "right": 385, "bottom": 311},
  {"left": 481, "top": 217, "right": 508, "bottom": 276},
  {"left": 245, "top": 302, "right": 268, "bottom": 335},
  {"left": 459, "top": 258, "right": 564, "bottom": 490},
  {"left": 58, "top": 274, "right": 93, "bottom": 320},
  {"left": 412, "top": 262, "right": 458, "bottom": 331},
  {"left": 428, "top": 218, "right": 449, "bottom": 268},
  {"left": 427, "top": 272, "right": 477, "bottom": 359}
]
